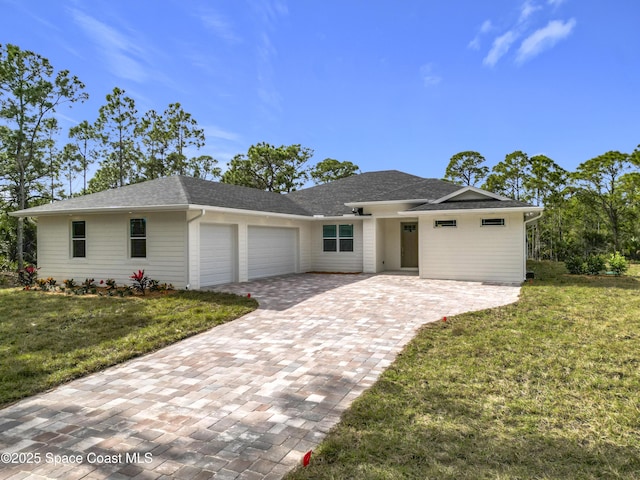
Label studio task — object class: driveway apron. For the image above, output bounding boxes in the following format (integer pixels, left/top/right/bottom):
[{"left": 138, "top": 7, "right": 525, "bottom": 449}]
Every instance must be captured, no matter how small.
[{"left": 0, "top": 274, "right": 520, "bottom": 479}]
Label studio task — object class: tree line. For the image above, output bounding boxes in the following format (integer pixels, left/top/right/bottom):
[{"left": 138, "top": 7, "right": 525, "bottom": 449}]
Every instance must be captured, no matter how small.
[
  {"left": 2, "top": 43, "right": 639, "bottom": 270},
  {"left": 0, "top": 44, "right": 359, "bottom": 268},
  {"left": 444, "top": 149, "right": 640, "bottom": 261}
]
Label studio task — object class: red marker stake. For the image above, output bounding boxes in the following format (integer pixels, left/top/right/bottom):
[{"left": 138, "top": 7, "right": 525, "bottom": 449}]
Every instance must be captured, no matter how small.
[
  {"left": 443, "top": 316, "right": 447, "bottom": 322},
  {"left": 303, "top": 450, "right": 312, "bottom": 466}
]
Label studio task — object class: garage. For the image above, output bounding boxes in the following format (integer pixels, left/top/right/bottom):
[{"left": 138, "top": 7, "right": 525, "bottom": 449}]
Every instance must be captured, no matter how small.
[
  {"left": 248, "top": 226, "right": 297, "bottom": 279},
  {"left": 200, "top": 224, "right": 236, "bottom": 286}
]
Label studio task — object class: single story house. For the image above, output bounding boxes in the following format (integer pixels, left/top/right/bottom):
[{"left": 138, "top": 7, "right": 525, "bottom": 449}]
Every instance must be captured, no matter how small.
[{"left": 11, "top": 170, "right": 542, "bottom": 288}]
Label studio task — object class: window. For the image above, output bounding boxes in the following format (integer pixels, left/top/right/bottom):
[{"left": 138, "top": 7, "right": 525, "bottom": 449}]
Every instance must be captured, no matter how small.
[
  {"left": 339, "top": 224, "right": 354, "bottom": 252},
  {"left": 130, "top": 218, "right": 146, "bottom": 258},
  {"left": 323, "top": 224, "right": 354, "bottom": 252},
  {"left": 71, "top": 221, "right": 86, "bottom": 258},
  {"left": 323, "top": 225, "right": 337, "bottom": 252},
  {"left": 482, "top": 218, "right": 505, "bottom": 226},
  {"left": 434, "top": 219, "right": 457, "bottom": 228}
]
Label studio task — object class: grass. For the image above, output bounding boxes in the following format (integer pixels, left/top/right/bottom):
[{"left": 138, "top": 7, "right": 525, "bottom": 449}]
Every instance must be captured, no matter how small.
[
  {"left": 0, "top": 288, "right": 257, "bottom": 407},
  {"left": 286, "top": 261, "right": 640, "bottom": 480}
]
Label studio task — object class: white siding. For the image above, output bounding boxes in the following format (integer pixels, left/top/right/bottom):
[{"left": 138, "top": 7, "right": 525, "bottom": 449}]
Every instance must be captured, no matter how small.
[
  {"left": 37, "top": 212, "right": 188, "bottom": 288},
  {"left": 419, "top": 212, "right": 525, "bottom": 283},
  {"left": 310, "top": 221, "right": 363, "bottom": 272},
  {"left": 248, "top": 227, "right": 297, "bottom": 279},
  {"left": 362, "top": 218, "right": 377, "bottom": 273}
]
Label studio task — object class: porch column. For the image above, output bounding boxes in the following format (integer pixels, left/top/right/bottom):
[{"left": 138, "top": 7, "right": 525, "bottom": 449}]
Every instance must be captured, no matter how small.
[{"left": 362, "top": 217, "right": 378, "bottom": 273}]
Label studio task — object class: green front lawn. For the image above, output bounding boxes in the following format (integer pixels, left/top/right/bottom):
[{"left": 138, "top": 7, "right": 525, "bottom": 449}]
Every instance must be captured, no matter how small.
[
  {"left": 0, "top": 289, "right": 257, "bottom": 407},
  {"left": 286, "top": 261, "right": 640, "bottom": 479}
]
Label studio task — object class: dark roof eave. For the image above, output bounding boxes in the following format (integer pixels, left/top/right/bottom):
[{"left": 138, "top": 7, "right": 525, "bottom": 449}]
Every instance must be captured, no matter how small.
[
  {"left": 9, "top": 204, "right": 192, "bottom": 217},
  {"left": 10, "top": 203, "right": 316, "bottom": 219}
]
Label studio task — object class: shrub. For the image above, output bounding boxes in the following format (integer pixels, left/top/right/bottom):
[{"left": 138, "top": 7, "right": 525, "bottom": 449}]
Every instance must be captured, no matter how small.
[
  {"left": 82, "top": 278, "right": 96, "bottom": 292},
  {"left": 17, "top": 265, "right": 39, "bottom": 288},
  {"left": 608, "top": 251, "right": 629, "bottom": 276},
  {"left": 130, "top": 269, "right": 149, "bottom": 295},
  {"left": 118, "top": 285, "right": 134, "bottom": 297},
  {"left": 565, "top": 256, "right": 586, "bottom": 275},
  {"left": 585, "top": 254, "right": 606, "bottom": 275},
  {"left": 63, "top": 278, "right": 77, "bottom": 289},
  {"left": 33, "top": 277, "right": 58, "bottom": 292}
]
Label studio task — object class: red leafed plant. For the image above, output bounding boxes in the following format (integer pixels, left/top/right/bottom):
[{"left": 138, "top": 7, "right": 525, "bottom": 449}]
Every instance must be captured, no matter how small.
[
  {"left": 18, "top": 265, "right": 39, "bottom": 288},
  {"left": 130, "top": 269, "right": 150, "bottom": 295}
]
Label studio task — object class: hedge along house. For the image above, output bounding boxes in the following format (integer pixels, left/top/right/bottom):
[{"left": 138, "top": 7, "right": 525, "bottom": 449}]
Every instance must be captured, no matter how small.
[{"left": 11, "top": 170, "right": 543, "bottom": 289}]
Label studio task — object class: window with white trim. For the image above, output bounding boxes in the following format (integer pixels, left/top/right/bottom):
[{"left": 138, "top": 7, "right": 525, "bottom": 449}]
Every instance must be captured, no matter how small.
[
  {"left": 130, "top": 218, "right": 147, "bottom": 258},
  {"left": 323, "top": 224, "right": 354, "bottom": 252},
  {"left": 481, "top": 218, "right": 505, "bottom": 226},
  {"left": 71, "top": 221, "right": 86, "bottom": 258},
  {"left": 434, "top": 219, "right": 457, "bottom": 228}
]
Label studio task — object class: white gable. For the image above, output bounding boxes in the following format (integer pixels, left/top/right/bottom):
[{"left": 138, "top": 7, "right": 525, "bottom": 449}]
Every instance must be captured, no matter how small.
[{"left": 432, "top": 186, "right": 509, "bottom": 204}]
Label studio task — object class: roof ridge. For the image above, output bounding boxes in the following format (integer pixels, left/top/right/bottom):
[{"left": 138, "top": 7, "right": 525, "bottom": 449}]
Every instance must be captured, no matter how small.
[{"left": 174, "top": 175, "right": 192, "bottom": 204}]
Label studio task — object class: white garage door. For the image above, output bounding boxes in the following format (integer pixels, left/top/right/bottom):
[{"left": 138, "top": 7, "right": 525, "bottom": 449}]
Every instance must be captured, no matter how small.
[
  {"left": 248, "top": 227, "right": 297, "bottom": 279},
  {"left": 200, "top": 224, "right": 235, "bottom": 286}
]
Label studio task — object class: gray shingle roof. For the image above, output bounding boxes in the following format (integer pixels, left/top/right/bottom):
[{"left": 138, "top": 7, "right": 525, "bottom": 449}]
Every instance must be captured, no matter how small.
[
  {"left": 12, "top": 170, "right": 538, "bottom": 217},
  {"left": 178, "top": 177, "right": 311, "bottom": 215},
  {"left": 365, "top": 177, "right": 461, "bottom": 202},
  {"left": 285, "top": 170, "right": 459, "bottom": 216},
  {"left": 13, "top": 176, "right": 312, "bottom": 216}
]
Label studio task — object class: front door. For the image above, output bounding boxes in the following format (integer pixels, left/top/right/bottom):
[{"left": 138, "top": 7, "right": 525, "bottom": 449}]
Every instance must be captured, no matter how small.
[{"left": 401, "top": 223, "right": 419, "bottom": 268}]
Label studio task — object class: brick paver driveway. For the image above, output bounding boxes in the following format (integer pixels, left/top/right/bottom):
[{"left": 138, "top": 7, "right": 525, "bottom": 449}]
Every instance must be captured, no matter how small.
[{"left": 0, "top": 273, "right": 520, "bottom": 479}]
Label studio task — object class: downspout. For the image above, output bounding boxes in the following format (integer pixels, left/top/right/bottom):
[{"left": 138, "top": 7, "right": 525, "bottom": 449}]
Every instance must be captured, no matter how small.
[
  {"left": 523, "top": 211, "right": 544, "bottom": 279},
  {"left": 186, "top": 209, "right": 206, "bottom": 289}
]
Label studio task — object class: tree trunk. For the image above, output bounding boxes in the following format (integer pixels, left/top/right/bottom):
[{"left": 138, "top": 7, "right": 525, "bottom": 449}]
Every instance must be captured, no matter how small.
[{"left": 17, "top": 168, "right": 25, "bottom": 270}]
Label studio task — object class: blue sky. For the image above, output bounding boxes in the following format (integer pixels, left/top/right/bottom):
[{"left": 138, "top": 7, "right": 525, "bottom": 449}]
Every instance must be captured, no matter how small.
[{"left": 2, "top": 0, "right": 639, "bottom": 185}]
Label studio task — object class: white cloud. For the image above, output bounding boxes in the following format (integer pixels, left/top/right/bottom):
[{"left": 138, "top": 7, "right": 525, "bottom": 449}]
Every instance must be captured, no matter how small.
[
  {"left": 202, "top": 125, "right": 242, "bottom": 142},
  {"left": 483, "top": 31, "right": 518, "bottom": 67},
  {"left": 250, "top": 1, "right": 289, "bottom": 118},
  {"left": 468, "top": 20, "right": 493, "bottom": 50},
  {"left": 184, "top": 125, "right": 243, "bottom": 165},
  {"left": 519, "top": 0, "right": 543, "bottom": 23},
  {"left": 481, "top": 20, "right": 493, "bottom": 33},
  {"left": 199, "top": 9, "right": 241, "bottom": 43},
  {"left": 478, "top": 0, "right": 575, "bottom": 67},
  {"left": 251, "top": 0, "right": 289, "bottom": 28},
  {"left": 69, "top": 8, "right": 149, "bottom": 82},
  {"left": 420, "top": 63, "right": 442, "bottom": 87},
  {"left": 516, "top": 18, "right": 577, "bottom": 63}
]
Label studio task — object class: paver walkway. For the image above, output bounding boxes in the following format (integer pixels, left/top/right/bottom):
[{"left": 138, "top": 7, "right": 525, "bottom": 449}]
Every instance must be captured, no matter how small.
[{"left": 0, "top": 274, "right": 521, "bottom": 479}]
